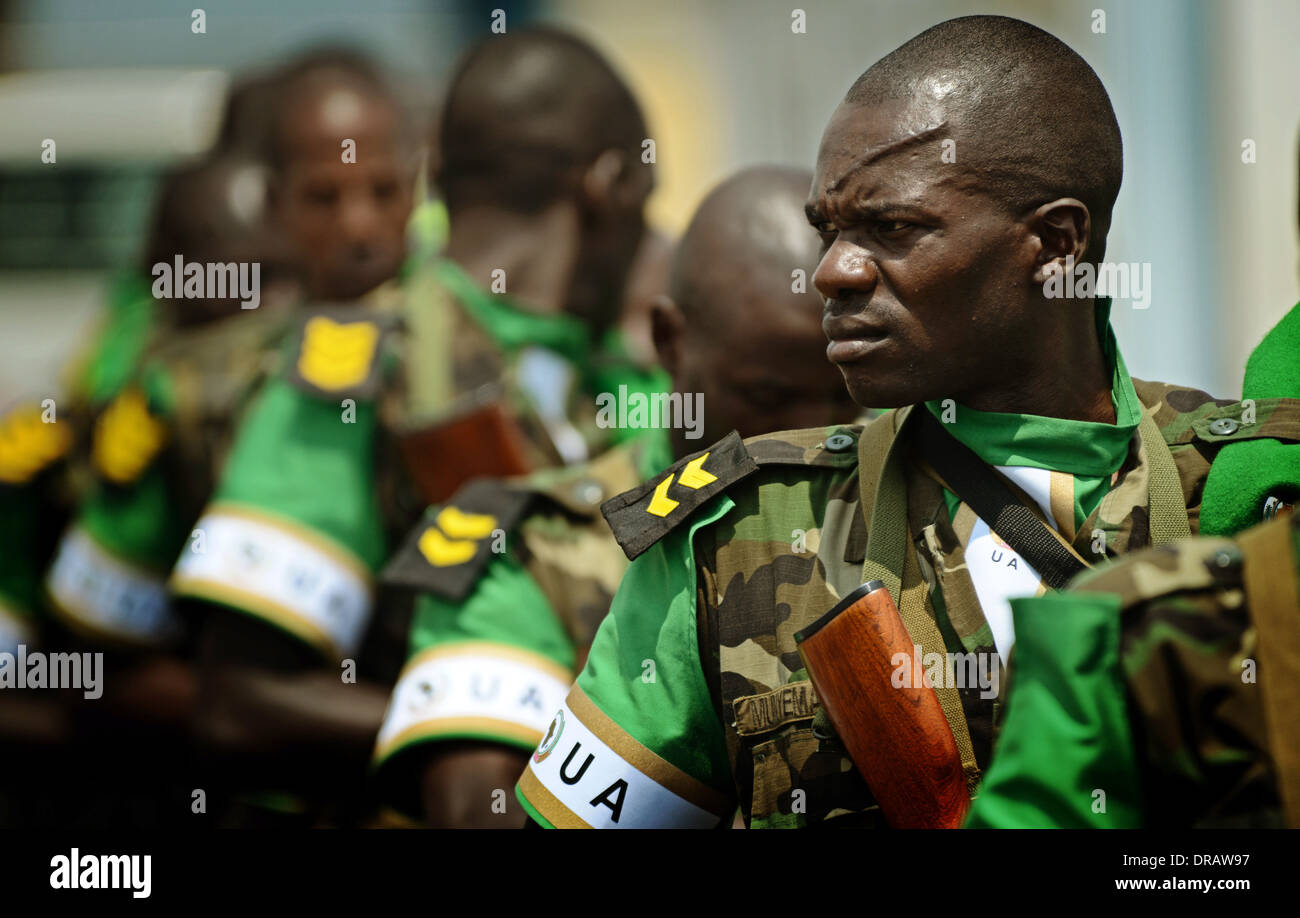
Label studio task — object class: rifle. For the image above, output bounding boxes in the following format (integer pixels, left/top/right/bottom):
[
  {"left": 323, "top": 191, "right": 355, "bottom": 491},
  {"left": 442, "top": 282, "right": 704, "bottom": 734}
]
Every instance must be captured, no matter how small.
[
  {"left": 795, "top": 580, "right": 970, "bottom": 828},
  {"left": 396, "top": 386, "right": 535, "bottom": 506}
]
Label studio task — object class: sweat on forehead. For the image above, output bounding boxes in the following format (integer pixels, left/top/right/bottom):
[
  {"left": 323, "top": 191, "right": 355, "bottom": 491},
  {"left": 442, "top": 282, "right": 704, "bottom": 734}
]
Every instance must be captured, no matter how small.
[{"left": 839, "top": 14, "right": 1123, "bottom": 256}]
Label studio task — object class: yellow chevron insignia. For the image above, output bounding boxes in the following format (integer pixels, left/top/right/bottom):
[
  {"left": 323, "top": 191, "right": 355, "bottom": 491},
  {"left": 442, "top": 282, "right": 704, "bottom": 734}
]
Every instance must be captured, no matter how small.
[
  {"left": 418, "top": 527, "right": 478, "bottom": 567},
  {"left": 678, "top": 452, "right": 716, "bottom": 490},
  {"left": 647, "top": 474, "right": 680, "bottom": 517},
  {"left": 0, "top": 404, "right": 73, "bottom": 485},
  {"left": 297, "top": 317, "right": 380, "bottom": 392},
  {"left": 435, "top": 506, "right": 498, "bottom": 541},
  {"left": 92, "top": 388, "right": 168, "bottom": 485}
]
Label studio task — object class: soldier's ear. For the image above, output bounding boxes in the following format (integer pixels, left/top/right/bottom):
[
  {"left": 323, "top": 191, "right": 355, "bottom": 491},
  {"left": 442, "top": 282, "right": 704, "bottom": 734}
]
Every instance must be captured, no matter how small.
[
  {"left": 650, "top": 294, "right": 686, "bottom": 379},
  {"left": 581, "top": 148, "right": 641, "bottom": 214},
  {"left": 1028, "top": 198, "right": 1091, "bottom": 285}
]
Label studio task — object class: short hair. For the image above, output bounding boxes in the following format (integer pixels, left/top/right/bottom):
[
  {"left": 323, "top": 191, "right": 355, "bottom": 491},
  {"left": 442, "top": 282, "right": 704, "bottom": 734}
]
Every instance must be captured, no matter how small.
[
  {"left": 846, "top": 15, "right": 1123, "bottom": 262},
  {"left": 437, "top": 27, "right": 646, "bottom": 215},
  {"left": 264, "top": 45, "right": 407, "bottom": 172},
  {"left": 670, "top": 166, "right": 819, "bottom": 330}
]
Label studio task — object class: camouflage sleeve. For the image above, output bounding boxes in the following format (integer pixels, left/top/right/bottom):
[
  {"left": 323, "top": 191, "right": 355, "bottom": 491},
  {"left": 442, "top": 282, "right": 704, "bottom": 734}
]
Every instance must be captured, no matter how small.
[
  {"left": 515, "top": 508, "right": 737, "bottom": 829},
  {"left": 372, "top": 550, "right": 576, "bottom": 773},
  {"left": 968, "top": 538, "right": 1278, "bottom": 828},
  {"left": 1107, "top": 545, "right": 1278, "bottom": 826}
]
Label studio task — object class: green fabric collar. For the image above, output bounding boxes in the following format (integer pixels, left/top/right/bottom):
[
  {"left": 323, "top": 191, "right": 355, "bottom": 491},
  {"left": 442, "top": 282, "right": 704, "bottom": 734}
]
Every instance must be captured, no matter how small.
[
  {"left": 923, "top": 300, "right": 1141, "bottom": 477},
  {"left": 431, "top": 258, "right": 592, "bottom": 365}
]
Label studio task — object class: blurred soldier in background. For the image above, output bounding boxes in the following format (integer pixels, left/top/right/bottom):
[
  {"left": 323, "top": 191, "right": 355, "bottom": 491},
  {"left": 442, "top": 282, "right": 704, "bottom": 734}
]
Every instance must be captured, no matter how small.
[
  {"left": 370, "top": 166, "right": 858, "bottom": 827},
  {"left": 170, "top": 27, "right": 664, "bottom": 827},
  {"left": 17, "top": 149, "right": 300, "bottom": 829}
]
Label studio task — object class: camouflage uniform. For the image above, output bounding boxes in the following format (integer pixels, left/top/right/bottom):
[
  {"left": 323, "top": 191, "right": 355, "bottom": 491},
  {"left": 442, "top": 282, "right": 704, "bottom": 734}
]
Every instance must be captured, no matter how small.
[
  {"left": 0, "top": 270, "right": 155, "bottom": 652},
  {"left": 514, "top": 375, "right": 1300, "bottom": 828},
  {"left": 967, "top": 511, "right": 1299, "bottom": 828},
  {"left": 45, "top": 306, "right": 290, "bottom": 648},
  {"left": 368, "top": 431, "right": 670, "bottom": 814},
  {"left": 170, "top": 256, "right": 666, "bottom": 667}
]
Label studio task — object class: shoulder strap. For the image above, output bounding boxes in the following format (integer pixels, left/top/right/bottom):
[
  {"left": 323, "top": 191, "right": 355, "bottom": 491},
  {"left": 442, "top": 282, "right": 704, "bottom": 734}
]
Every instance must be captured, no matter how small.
[
  {"left": 1137, "top": 411, "right": 1192, "bottom": 546},
  {"left": 1237, "top": 517, "right": 1300, "bottom": 827},
  {"left": 601, "top": 430, "right": 757, "bottom": 560},
  {"left": 380, "top": 479, "right": 534, "bottom": 601},
  {"left": 857, "top": 406, "right": 980, "bottom": 792},
  {"left": 914, "top": 410, "right": 1087, "bottom": 590}
]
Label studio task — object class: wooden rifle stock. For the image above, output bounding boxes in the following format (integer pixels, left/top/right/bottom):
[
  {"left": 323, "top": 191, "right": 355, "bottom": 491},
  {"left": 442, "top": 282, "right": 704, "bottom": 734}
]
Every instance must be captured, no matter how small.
[
  {"left": 397, "top": 398, "right": 534, "bottom": 506},
  {"left": 795, "top": 580, "right": 970, "bottom": 828}
]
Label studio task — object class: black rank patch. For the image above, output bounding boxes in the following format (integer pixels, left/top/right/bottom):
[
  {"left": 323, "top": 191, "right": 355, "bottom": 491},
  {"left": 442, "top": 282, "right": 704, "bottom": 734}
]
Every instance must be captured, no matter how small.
[
  {"left": 380, "top": 478, "right": 534, "bottom": 601},
  {"left": 601, "top": 430, "right": 758, "bottom": 561},
  {"left": 285, "top": 308, "right": 401, "bottom": 401}
]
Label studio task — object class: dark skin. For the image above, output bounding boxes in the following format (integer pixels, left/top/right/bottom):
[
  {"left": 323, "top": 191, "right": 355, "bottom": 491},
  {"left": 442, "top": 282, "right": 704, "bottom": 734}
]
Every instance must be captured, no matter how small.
[
  {"left": 807, "top": 91, "right": 1113, "bottom": 423},
  {"left": 191, "top": 85, "right": 413, "bottom": 816},
  {"left": 413, "top": 151, "right": 654, "bottom": 830},
  {"left": 653, "top": 178, "right": 859, "bottom": 453},
  {"left": 201, "top": 85, "right": 653, "bottom": 830},
  {"left": 443, "top": 146, "right": 652, "bottom": 335},
  {"left": 272, "top": 83, "right": 414, "bottom": 302},
  {"left": 415, "top": 170, "right": 858, "bottom": 829}
]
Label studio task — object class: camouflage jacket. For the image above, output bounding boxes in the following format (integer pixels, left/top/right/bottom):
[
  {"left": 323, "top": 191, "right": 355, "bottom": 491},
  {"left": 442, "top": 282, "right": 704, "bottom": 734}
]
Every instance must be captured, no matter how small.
[
  {"left": 514, "top": 379, "right": 1300, "bottom": 828},
  {"left": 43, "top": 308, "right": 290, "bottom": 649},
  {"left": 171, "top": 257, "right": 667, "bottom": 664},
  {"left": 967, "top": 510, "right": 1299, "bottom": 828},
  {"left": 369, "top": 433, "right": 671, "bottom": 815}
]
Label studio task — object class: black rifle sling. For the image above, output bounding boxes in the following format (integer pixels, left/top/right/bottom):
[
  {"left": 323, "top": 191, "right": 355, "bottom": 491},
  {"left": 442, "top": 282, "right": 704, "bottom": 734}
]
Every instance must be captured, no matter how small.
[{"left": 915, "top": 410, "right": 1087, "bottom": 590}]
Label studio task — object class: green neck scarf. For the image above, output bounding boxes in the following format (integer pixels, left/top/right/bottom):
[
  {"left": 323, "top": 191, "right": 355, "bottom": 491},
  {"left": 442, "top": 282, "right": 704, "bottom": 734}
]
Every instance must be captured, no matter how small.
[
  {"left": 924, "top": 299, "right": 1142, "bottom": 527},
  {"left": 432, "top": 258, "right": 592, "bottom": 366}
]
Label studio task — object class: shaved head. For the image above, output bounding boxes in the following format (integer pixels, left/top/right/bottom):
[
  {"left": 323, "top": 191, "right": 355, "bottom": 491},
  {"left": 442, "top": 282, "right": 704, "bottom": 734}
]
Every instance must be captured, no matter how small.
[
  {"left": 144, "top": 153, "right": 298, "bottom": 323},
  {"left": 438, "top": 27, "right": 647, "bottom": 214},
  {"left": 655, "top": 166, "right": 857, "bottom": 452},
  {"left": 672, "top": 166, "right": 822, "bottom": 331},
  {"left": 846, "top": 14, "right": 1123, "bottom": 262}
]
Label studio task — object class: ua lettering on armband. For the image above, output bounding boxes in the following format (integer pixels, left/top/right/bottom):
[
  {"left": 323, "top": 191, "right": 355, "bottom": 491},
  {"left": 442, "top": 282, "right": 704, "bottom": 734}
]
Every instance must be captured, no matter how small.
[
  {"left": 373, "top": 642, "right": 572, "bottom": 764},
  {"left": 171, "top": 502, "right": 372, "bottom": 660},
  {"left": 517, "top": 686, "right": 732, "bottom": 829},
  {"left": 46, "top": 526, "right": 178, "bottom": 646}
]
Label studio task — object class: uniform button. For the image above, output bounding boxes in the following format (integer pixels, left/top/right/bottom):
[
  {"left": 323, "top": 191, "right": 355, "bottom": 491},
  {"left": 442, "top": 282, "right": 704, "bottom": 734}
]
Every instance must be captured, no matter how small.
[
  {"left": 1209, "top": 418, "right": 1239, "bottom": 436},
  {"left": 1211, "top": 549, "right": 1235, "bottom": 569},
  {"left": 825, "top": 433, "right": 855, "bottom": 452},
  {"left": 573, "top": 480, "right": 603, "bottom": 507}
]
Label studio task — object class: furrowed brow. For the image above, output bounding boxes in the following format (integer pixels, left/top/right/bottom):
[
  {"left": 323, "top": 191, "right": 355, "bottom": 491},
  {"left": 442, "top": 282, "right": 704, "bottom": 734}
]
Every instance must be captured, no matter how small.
[{"left": 827, "top": 121, "right": 950, "bottom": 195}]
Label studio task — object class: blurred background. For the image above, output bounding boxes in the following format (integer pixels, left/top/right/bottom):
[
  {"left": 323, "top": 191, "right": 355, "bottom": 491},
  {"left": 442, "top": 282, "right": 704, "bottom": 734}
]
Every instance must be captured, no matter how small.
[{"left": 1, "top": 0, "right": 1297, "bottom": 402}]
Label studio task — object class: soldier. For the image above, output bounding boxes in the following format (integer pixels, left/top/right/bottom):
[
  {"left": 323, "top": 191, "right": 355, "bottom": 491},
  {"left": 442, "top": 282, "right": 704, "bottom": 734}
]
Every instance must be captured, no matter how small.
[
  {"left": 513, "top": 15, "right": 1300, "bottom": 828},
  {"left": 29, "top": 151, "right": 299, "bottom": 829},
  {"left": 967, "top": 296, "right": 1300, "bottom": 828},
  {"left": 370, "top": 166, "right": 859, "bottom": 826},
  {"left": 965, "top": 511, "right": 1299, "bottom": 828},
  {"left": 171, "top": 28, "right": 661, "bottom": 826}
]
